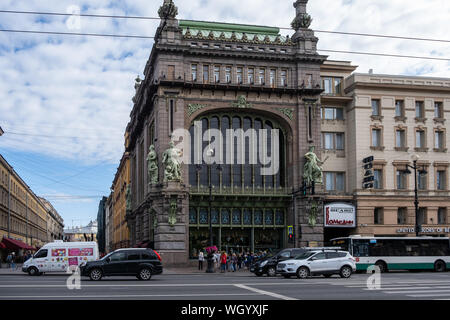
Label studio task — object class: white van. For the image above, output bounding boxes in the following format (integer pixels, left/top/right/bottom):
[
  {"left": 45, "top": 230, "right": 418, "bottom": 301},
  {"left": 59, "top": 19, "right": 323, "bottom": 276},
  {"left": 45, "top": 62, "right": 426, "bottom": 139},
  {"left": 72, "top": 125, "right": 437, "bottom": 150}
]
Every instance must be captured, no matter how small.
[{"left": 22, "top": 241, "right": 99, "bottom": 276}]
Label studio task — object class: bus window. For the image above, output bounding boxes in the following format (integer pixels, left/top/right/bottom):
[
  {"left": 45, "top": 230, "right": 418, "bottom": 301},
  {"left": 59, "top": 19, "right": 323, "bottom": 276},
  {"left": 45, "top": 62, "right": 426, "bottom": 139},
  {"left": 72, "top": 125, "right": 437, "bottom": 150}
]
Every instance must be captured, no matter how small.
[
  {"left": 352, "top": 240, "right": 369, "bottom": 257},
  {"left": 331, "top": 239, "right": 350, "bottom": 252}
]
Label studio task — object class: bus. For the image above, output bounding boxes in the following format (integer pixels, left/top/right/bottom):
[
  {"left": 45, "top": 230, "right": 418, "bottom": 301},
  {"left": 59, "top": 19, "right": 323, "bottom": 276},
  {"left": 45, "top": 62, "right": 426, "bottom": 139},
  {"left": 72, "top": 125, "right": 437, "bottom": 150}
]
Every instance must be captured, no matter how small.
[{"left": 330, "top": 236, "right": 450, "bottom": 272}]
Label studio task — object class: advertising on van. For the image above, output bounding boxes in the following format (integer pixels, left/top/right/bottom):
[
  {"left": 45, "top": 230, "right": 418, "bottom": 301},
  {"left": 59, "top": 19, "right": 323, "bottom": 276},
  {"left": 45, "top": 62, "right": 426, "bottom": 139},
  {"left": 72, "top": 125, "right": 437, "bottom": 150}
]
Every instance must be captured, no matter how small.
[{"left": 22, "top": 241, "right": 99, "bottom": 276}]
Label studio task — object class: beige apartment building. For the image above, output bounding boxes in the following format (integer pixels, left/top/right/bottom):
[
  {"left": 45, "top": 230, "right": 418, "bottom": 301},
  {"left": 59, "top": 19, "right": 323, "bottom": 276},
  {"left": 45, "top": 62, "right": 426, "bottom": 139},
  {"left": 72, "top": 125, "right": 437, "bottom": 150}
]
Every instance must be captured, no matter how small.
[{"left": 320, "top": 63, "right": 450, "bottom": 240}]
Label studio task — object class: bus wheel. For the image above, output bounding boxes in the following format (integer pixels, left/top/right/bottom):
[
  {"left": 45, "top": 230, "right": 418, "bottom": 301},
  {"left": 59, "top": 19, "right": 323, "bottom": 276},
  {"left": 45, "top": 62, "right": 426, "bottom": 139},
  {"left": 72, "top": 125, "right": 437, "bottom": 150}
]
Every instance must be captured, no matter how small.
[
  {"left": 434, "top": 260, "right": 446, "bottom": 272},
  {"left": 375, "top": 261, "right": 388, "bottom": 273}
]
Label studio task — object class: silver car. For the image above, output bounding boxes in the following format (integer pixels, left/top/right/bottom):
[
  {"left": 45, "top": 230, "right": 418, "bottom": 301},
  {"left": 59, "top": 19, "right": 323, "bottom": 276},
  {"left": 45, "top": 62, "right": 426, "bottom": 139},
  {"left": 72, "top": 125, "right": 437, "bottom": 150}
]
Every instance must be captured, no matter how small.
[{"left": 277, "top": 250, "right": 356, "bottom": 279}]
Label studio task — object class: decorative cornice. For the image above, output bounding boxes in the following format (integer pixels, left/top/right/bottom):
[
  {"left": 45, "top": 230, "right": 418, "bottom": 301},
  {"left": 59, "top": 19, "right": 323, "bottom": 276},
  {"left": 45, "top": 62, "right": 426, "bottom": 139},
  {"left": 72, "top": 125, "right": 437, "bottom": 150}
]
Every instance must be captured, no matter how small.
[{"left": 231, "top": 96, "right": 252, "bottom": 108}]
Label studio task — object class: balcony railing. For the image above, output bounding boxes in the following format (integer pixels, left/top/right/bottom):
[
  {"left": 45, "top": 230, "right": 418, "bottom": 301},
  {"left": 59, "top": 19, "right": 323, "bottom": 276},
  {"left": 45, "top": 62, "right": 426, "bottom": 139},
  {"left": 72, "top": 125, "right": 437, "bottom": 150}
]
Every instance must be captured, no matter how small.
[{"left": 190, "top": 185, "right": 290, "bottom": 196}]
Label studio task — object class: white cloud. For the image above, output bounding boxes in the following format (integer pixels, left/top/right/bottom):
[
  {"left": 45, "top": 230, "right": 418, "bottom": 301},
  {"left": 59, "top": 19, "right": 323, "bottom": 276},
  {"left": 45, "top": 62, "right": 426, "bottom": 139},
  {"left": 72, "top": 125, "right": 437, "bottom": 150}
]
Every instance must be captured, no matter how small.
[{"left": 0, "top": 0, "right": 448, "bottom": 165}]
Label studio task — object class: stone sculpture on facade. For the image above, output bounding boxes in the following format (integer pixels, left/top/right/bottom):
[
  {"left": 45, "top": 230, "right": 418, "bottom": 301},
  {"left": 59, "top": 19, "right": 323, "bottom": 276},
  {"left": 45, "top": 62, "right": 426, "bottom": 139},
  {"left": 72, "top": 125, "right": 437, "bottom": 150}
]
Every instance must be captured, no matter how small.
[
  {"left": 162, "top": 141, "right": 182, "bottom": 182},
  {"left": 147, "top": 145, "right": 159, "bottom": 184},
  {"left": 303, "top": 145, "right": 325, "bottom": 185},
  {"left": 168, "top": 199, "right": 177, "bottom": 227},
  {"left": 158, "top": 0, "right": 178, "bottom": 19},
  {"left": 291, "top": 0, "right": 312, "bottom": 30}
]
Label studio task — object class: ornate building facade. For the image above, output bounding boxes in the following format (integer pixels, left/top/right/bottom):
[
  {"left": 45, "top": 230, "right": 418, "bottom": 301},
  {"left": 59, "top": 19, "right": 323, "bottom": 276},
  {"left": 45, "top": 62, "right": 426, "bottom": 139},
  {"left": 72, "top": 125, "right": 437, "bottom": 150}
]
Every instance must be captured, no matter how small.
[
  {"left": 123, "top": 0, "right": 450, "bottom": 265},
  {"left": 125, "top": 0, "right": 327, "bottom": 265}
]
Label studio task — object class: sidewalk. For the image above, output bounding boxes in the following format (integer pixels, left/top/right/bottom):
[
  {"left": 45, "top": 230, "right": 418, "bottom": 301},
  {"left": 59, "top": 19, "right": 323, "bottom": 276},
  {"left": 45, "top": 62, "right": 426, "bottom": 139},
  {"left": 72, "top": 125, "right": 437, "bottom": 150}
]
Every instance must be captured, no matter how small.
[{"left": 0, "top": 264, "right": 252, "bottom": 276}]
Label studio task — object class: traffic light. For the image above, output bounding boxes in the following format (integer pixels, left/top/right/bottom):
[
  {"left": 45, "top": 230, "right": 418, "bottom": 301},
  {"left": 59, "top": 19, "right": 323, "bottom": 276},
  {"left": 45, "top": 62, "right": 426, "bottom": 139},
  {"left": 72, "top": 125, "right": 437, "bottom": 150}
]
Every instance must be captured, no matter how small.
[
  {"left": 288, "top": 226, "right": 294, "bottom": 244},
  {"left": 362, "top": 156, "right": 374, "bottom": 189}
]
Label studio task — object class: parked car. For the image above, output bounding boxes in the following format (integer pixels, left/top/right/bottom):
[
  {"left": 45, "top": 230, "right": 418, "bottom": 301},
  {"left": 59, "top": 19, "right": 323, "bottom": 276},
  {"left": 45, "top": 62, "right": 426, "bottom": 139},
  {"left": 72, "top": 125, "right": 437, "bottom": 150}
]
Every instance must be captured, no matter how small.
[
  {"left": 80, "top": 248, "right": 163, "bottom": 281},
  {"left": 276, "top": 250, "right": 356, "bottom": 279},
  {"left": 22, "top": 241, "right": 99, "bottom": 276},
  {"left": 251, "top": 248, "right": 311, "bottom": 277}
]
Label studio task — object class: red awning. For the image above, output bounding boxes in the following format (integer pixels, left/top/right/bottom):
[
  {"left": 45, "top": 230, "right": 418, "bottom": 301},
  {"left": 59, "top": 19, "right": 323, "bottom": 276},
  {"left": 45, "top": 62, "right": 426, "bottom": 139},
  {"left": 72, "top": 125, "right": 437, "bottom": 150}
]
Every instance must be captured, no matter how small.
[
  {"left": 0, "top": 242, "right": 5, "bottom": 249},
  {"left": 1, "top": 238, "right": 36, "bottom": 250}
]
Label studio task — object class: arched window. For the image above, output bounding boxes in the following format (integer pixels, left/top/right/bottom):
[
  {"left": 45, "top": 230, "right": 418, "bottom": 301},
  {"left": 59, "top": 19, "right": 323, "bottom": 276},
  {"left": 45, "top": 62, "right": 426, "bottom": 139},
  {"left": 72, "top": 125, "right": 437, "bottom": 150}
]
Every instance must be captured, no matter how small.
[{"left": 189, "top": 113, "right": 286, "bottom": 193}]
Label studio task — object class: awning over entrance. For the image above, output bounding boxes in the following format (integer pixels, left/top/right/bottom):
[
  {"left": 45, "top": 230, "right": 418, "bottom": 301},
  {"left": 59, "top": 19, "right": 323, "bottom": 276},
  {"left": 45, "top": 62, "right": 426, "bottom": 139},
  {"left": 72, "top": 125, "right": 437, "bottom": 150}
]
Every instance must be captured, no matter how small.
[
  {"left": 1, "top": 238, "right": 36, "bottom": 251},
  {"left": 0, "top": 242, "right": 5, "bottom": 249}
]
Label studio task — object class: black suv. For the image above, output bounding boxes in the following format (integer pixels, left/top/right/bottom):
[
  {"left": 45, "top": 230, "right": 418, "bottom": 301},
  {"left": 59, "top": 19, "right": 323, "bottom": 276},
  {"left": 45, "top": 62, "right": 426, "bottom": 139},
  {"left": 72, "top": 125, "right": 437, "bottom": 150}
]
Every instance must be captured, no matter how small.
[
  {"left": 251, "top": 248, "right": 308, "bottom": 277},
  {"left": 81, "top": 248, "right": 163, "bottom": 281}
]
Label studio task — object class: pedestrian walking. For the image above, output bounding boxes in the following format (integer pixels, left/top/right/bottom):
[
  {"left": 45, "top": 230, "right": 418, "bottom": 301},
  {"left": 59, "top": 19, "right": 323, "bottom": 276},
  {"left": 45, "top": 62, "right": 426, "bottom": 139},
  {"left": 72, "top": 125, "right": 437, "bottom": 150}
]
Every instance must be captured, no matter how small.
[
  {"left": 198, "top": 250, "right": 204, "bottom": 270},
  {"left": 6, "top": 253, "right": 12, "bottom": 269},
  {"left": 11, "top": 252, "right": 16, "bottom": 270},
  {"left": 220, "top": 251, "right": 227, "bottom": 273},
  {"left": 231, "top": 253, "right": 237, "bottom": 272}
]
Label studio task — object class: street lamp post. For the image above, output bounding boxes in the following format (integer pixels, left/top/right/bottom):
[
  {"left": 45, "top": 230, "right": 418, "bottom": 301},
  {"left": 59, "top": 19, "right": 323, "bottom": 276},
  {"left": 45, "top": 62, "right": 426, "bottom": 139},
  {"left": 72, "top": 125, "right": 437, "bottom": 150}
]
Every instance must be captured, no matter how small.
[{"left": 407, "top": 154, "right": 427, "bottom": 237}]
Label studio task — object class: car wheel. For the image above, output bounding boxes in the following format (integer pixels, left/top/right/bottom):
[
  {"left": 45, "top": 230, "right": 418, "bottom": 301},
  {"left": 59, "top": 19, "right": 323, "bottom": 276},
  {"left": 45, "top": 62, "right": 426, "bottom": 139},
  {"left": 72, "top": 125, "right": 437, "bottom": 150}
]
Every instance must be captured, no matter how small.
[
  {"left": 28, "top": 267, "right": 38, "bottom": 276},
  {"left": 340, "top": 266, "right": 352, "bottom": 279},
  {"left": 267, "top": 267, "right": 276, "bottom": 277},
  {"left": 138, "top": 268, "right": 152, "bottom": 281},
  {"left": 296, "top": 267, "right": 309, "bottom": 279},
  {"left": 434, "top": 260, "right": 446, "bottom": 272},
  {"left": 323, "top": 274, "right": 332, "bottom": 278},
  {"left": 375, "top": 261, "right": 388, "bottom": 273},
  {"left": 89, "top": 268, "right": 103, "bottom": 281}
]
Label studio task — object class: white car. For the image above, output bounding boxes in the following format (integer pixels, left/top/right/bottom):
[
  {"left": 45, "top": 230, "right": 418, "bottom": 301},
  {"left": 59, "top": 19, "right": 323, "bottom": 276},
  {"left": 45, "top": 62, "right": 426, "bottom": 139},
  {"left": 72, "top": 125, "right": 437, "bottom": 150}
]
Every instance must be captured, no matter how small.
[{"left": 276, "top": 250, "right": 356, "bottom": 279}]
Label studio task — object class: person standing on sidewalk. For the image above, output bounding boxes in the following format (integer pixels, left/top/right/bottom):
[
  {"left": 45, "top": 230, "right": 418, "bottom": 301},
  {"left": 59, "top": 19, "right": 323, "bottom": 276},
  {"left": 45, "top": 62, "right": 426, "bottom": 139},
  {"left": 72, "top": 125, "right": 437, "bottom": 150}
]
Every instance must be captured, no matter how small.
[
  {"left": 6, "top": 253, "right": 12, "bottom": 269},
  {"left": 220, "top": 251, "right": 227, "bottom": 273},
  {"left": 198, "top": 250, "right": 204, "bottom": 270},
  {"left": 11, "top": 252, "right": 16, "bottom": 270}
]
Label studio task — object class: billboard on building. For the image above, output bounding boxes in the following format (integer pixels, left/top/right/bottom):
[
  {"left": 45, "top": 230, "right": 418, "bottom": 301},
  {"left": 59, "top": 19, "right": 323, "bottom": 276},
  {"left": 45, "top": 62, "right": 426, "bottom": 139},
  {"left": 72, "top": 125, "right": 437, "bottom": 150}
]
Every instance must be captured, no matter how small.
[{"left": 324, "top": 203, "right": 356, "bottom": 228}]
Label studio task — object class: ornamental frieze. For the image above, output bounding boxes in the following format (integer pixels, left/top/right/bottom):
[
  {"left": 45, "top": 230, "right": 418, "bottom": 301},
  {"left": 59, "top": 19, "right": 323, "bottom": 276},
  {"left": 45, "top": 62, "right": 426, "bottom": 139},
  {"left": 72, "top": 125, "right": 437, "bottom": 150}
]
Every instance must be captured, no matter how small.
[
  {"left": 279, "top": 108, "right": 294, "bottom": 120},
  {"left": 187, "top": 103, "right": 208, "bottom": 116}
]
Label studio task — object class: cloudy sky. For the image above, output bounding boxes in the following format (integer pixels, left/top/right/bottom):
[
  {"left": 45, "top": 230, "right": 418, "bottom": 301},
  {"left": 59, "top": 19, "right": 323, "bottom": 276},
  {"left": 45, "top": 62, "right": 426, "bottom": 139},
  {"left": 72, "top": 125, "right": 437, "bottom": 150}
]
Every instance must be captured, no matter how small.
[{"left": 0, "top": 0, "right": 449, "bottom": 228}]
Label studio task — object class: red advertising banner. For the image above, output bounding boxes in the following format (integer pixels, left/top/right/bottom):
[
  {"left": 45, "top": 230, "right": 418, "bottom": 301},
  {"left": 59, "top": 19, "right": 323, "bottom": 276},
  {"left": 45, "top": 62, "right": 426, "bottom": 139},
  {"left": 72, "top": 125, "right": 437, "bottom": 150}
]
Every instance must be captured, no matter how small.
[{"left": 68, "top": 248, "right": 81, "bottom": 256}]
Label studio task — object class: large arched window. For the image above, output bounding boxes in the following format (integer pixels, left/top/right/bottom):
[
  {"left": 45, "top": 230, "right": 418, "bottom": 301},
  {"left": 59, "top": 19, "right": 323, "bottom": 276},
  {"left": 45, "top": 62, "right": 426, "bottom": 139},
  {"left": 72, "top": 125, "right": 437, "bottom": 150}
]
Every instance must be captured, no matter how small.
[{"left": 189, "top": 112, "right": 286, "bottom": 193}]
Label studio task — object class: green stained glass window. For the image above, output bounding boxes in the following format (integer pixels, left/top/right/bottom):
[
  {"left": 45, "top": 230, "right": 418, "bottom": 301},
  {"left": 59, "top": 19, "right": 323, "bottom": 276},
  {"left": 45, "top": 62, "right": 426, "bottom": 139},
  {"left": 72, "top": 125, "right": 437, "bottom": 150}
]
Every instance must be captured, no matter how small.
[
  {"left": 199, "top": 208, "right": 208, "bottom": 224},
  {"left": 265, "top": 209, "right": 274, "bottom": 225},
  {"left": 243, "top": 209, "right": 252, "bottom": 225},
  {"left": 189, "top": 208, "right": 197, "bottom": 224},
  {"left": 211, "top": 209, "right": 219, "bottom": 224},
  {"left": 275, "top": 210, "right": 284, "bottom": 225},
  {"left": 232, "top": 209, "right": 241, "bottom": 225},
  {"left": 254, "top": 210, "right": 263, "bottom": 225},
  {"left": 221, "top": 209, "right": 230, "bottom": 224}
]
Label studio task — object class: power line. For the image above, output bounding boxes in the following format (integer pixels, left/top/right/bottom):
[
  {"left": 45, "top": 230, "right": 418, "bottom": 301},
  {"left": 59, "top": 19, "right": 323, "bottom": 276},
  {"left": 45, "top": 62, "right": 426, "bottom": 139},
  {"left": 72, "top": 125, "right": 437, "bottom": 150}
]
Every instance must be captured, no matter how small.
[
  {"left": 5, "top": 130, "right": 120, "bottom": 141},
  {"left": 0, "top": 29, "right": 154, "bottom": 39},
  {"left": 1, "top": 9, "right": 449, "bottom": 44},
  {"left": 317, "top": 49, "right": 449, "bottom": 62},
  {"left": 0, "top": 28, "right": 447, "bottom": 61},
  {"left": 0, "top": 9, "right": 161, "bottom": 21}
]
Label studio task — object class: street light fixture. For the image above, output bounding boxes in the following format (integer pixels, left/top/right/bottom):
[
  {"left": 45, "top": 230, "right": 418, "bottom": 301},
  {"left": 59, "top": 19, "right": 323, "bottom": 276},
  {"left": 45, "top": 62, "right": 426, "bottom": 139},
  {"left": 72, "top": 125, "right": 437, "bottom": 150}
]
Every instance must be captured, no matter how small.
[
  {"left": 196, "top": 149, "right": 220, "bottom": 273},
  {"left": 406, "top": 154, "right": 428, "bottom": 237}
]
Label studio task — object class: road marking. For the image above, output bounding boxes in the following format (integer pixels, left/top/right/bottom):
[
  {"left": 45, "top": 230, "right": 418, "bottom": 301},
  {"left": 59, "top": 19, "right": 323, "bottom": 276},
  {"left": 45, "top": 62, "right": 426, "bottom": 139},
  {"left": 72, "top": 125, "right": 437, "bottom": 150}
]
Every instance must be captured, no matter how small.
[
  {"left": 408, "top": 293, "right": 450, "bottom": 298},
  {"left": 0, "top": 293, "right": 262, "bottom": 299},
  {"left": 385, "top": 289, "right": 450, "bottom": 294},
  {"left": 234, "top": 284, "right": 297, "bottom": 300}
]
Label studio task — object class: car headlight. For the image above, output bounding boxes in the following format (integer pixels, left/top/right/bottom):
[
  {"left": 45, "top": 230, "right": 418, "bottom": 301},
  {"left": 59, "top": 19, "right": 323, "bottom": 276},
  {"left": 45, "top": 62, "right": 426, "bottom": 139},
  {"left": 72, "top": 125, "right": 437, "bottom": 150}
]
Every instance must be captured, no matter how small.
[{"left": 260, "top": 260, "right": 268, "bottom": 267}]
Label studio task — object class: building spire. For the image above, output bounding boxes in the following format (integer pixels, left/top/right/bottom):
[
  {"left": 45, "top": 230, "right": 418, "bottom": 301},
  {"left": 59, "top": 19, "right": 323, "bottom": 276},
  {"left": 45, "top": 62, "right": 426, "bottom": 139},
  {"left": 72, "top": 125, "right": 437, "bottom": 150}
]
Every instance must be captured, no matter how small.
[
  {"left": 292, "top": 0, "right": 312, "bottom": 30},
  {"left": 158, "top": 0, "right": 178, "bottom": 19}
]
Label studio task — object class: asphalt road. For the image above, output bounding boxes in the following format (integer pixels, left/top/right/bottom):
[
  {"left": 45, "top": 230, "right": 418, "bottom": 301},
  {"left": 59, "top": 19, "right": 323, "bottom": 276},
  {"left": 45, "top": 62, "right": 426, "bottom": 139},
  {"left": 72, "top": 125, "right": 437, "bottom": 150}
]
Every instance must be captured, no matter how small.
[{"left": 0, "top": 270, "right": 450, "bottom": 300}]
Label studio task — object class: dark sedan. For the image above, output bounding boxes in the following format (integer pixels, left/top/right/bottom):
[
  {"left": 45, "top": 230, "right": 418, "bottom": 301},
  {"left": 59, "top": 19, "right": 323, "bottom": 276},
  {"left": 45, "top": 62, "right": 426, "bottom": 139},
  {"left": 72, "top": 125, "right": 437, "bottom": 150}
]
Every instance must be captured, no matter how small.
[{"left": 80, "top": 248, "right": 163, "bottom": 281}]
